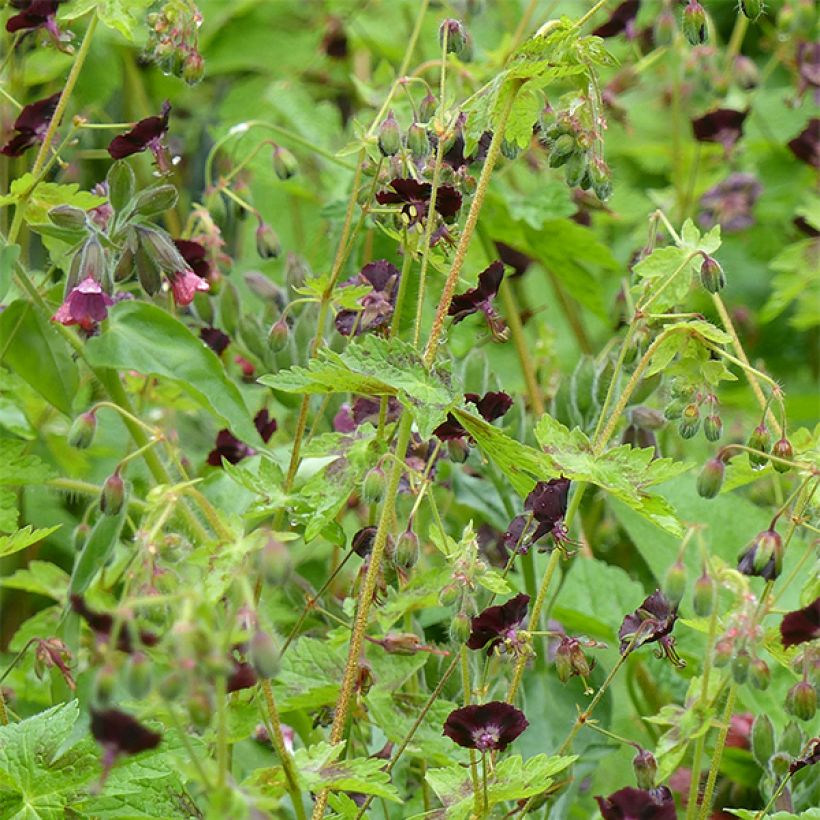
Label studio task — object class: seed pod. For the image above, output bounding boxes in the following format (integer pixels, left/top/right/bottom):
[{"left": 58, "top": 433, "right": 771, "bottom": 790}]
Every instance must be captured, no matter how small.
[
  {"left": 272, "top": 145, "right": 298, "bottom": 180},
  {"left": 749, "top": 657, "right": 770, "bottom": 690},
  {"left": 127, "top": 652, "right": 152, "bottom": 699},
  {"left": 49, "top": 204, "right": 87, "bottom": 229},
  {"left": 731, "top": 649, "right": 751, "bottom": 684},
  {"left": 258, "top": 538, "right": 293, "bottom": 586},
  {"left": 138, "top": 226, "right": 187, "bottom": 274},
  {"left": 771, "top": 437, "right": 793, "bottom": 473},
  {"left": 747, "top": 423, "right": 771, "bottom": 467},
  {"left": 100, "top": 471, "right": 126, "bottom": 516},
  {"left": 564, "top": 151, "right": 588, "bottom": 188},
  {"left": 132, "top": 184, "right": 179, "bottom": 217},
  {"left": 362, "top": 465, "right": 387, "bottom": 504},
  {"left": 692, "top": 570, "right": 714, "bottom": 616},
  {"left": 663, "top": 560, "right": 687, "bottom": 607},
  {"left": 439, "top": 18, "right": 469, "bottom": 58},
  {"left": 377, "top": 110, "right": 402, "bottom": 157},
  {"left": 107, "top": 160, "right": 136, "bottom": 212},
  {"left": 785, "top": 680, "right": 817, "bottom": 721},
  {"left": 394, "top": 528, "right": 420, "bottom": 570},
  {"left": 255, "top": 221, "right": 281, "bottom": 259},
  {"left": 633, "top": 748, "right": 658, "bottom": 790},
  {"left": 779, "top": 720, "right": 803, "bottom": 756},
  {"left": 548, "top": 134, "right": 576, "bottom": 168},
  {"left": 449, "top": 611, "right": 471, "bottom": 644},
  {"left": 68, "top": 411, "right": 97, "bottom": 449},
  {"left": 697, "top": 457, "right": 725, "bottom": 499},
  {"left": 419, "top": 92, "right": 436, "bottom": 123},
  {"left": 268, "top": 318, "right": 289, "bottom": 351},
  {"left": 699, "top": 255, "right": 725, "bottom": 293},
  {"left": 407, "top": 122, "right": 430, "bottom": 160},
  {"left": 740, "top": 0, "right": 763, "bottom": 20},
  {"left": 250, "top": 630, "right": 281, "bottom": 679},
  {"left": 679, "top": 403, "right": 701, "bottom": 439},
  {"left": 682, "top": 0, "right": 708, "bottom": 45},
  {"left": 751, "top": 714, "right": 775, "bottom": 766}
]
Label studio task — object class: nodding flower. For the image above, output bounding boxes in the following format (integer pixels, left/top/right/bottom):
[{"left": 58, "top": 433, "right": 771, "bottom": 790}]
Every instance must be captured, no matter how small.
[
  {"left": 1, "top": 92, "right": 61, "bottom": 157},
  {"left": 443, "top": 701, "right": 529, "bottom": 752},
  {"left": 618, "top": 590, "right": 683, "bottom": 667}
]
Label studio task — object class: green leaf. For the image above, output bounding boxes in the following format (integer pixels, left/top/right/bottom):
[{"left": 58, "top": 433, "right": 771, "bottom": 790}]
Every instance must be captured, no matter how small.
[
  {"left": 0, "top": 438, "right": 57, "bottom": 532},
  {"left": 260, "top": 335, "right": 456, "bottom": 438},
  {"left": 292, "top": 742, "right": 401, "bottom": 802},
  {"left": 85, "top": 301, "right": 260, "bottom": 445},
  {"left": 69, "top": 506, "right": 128, "bottom": 595},
  {"left": 0, "top": 525, "right": 61, "bottom": 558},
  {"left": 274, "top": 637, "right": 346, "bottom": 711},
  {"left": 726, "top": 810, "right": 820, "bottom": 820},
  {"left": 0, "top": 300, "right": 80, "bottom": 417},
  {"left": 0, "top": 174, "right": 106, "bottom": 224},
  {"left": 95, "top": 0, "right": 153, "bottom": 40},
  {"left": 0, "top": 244, "right": 19, "bottom": 302},
  {"left": 1, "top": 560, "right": 70, "bottom": 599}
]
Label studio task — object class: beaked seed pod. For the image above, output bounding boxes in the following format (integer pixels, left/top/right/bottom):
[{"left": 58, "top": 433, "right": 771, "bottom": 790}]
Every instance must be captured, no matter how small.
[
  {"left": 747, "top": 423, "right": 771, "bottom": 467},
  {"left": 697, "top": 457, "right": 725, "bottom": 499},
  {"left": 632, "top": 748, "right": 658, "bottom": 790},
  {"left": 751, "top": 714, "right": 775, "bottom": 767},
  {"left": 682, "top": 0, "right": 708, "bottom": 45},
  {"left": 250, "top": 630, "right": 281, "bottom": 679},
  {"left": 377, "top": 110, "right": 402, "bottom": 157},
  {"left": 700, "top": 255, "right": 725, "bottom": 293},
  {"left": 272, "top": 145, "right": 298, "bottom": 180},
  {"left": 100, "top": 471, "right": 126, "bottom": 516},
  {"left": 704, "top": 414, "right": 723, "bottom": 442},
  {"left": 785, "top": 680, "right": 817, "bottom": 721},
  {"left": 68, "top": 411, "right": 97, "bottom": 449},
  {"left": 771, "top": 437, "right": 793, "bottom": 473}
]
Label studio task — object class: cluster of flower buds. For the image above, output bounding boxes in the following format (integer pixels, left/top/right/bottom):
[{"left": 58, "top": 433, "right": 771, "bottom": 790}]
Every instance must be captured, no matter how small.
[
  {"left": 665, "top": 385, "right": 721, "bottom": 442},
  {"left": 554, "top": 635, "right": 603, "bottom": 693},
  {"left": 146, "top": 0, "right": 205, "bottom": 85},
  {"left": 751, "top": 714, "right": 817, "bottom": 802},
  {"left": 540, "top": 111, "right": 612, "bottom": 201},
  {"left": 712, "top": 598, "right": 771, "bottom": 687},
  {"left": 746, "top": 420, "right": 793, "bottom": 472}
]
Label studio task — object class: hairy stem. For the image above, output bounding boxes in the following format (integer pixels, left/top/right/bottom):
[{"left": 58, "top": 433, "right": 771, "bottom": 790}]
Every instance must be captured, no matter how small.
[{"left": 697, "top": 685, "right": 737, "bottom": 820}]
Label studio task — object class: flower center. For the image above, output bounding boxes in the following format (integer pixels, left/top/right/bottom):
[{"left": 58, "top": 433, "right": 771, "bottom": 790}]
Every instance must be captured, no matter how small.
[{"left": 472, "top": 726, "right": 499, "bottom": 751}]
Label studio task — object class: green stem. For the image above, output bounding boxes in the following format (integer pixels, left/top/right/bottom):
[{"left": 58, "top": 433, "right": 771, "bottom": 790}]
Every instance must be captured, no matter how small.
[
  {"left": 697, "top": 685, "right": 737, "bottom": 820},
  {"left": 591, "top": 325, "right": 635, "bottom": 445},
  {"left": 754, "top": 771, "right": 793, "bottom": 819},
  {"left": 462, "top": 645, "right": 482, "bottom": 818}
]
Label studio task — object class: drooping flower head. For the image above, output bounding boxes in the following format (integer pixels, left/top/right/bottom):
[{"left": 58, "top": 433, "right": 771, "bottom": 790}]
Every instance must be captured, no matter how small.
[
  {"left": 52, "top": 277, "right": 114, "bottom": 332},
  {"left": 503, "top": 477, "right": 571, "bottom": 553},
  {"left": 375, "top": 178, "right": 462, "bottom": 227},
  {"left": 169, "top": 268, "right": 209, "bottom": 306},
  {"left": 591, "top": 0, "right": 640, "bottom": 38},
  {"left": 495, "top": 241, "right": 534, "bottom": 278},
  {"left": 790, "top": 738, "right": 820, "bottom": 775},
  {"left": 174, "top": 238, "right": 212, "bottom": 280},
  {"left": 448, "top": 260, "right": 506, "bottom": 338},
  {"left": 698, "top": 172, "right": 762, "bottom": 233},
  {"left": 335, "top": 260, "right": 401, "bottom": 336},
  {"left": 0, "top": 91, "right": 60, "bottom": 157},
  {"left": 780, "top": 597, "right": 820, "bottom": 648},
  {"left": 691, "top": 107, "right": 748, "bottom": 153},
  {"left": 108, "top": 101, "right": 172, "bottom": 169},
  {"left": 595, "top": 785, "right": 677, "bottom": 819},
  {"left": 433, "top": 390, "right": 512, "bottom": 441},
  {"left": 737, "top": 528, "right": 782, "bottom": 581},
  {"left": 618, "top": 590, "right": 682, "bottom": 666},
  {"left": 788, "top": 118, "right": 820, "bottom": 168},
  {"left": 5, "top": 0, "right": 62, "bottom": 37},
  {"left": 467, "top": 593, "right": 531, "bottom": 656},
  {"left": 443, "top": 701, "right": 528, "bottom": 752}
]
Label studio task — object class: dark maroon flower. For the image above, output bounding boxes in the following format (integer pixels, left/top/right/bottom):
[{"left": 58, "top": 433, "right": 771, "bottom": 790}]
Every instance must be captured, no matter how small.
[
  {"left": 595, "top": 785, "right": 676, "bottom": 820},
  {"left": 442, "top": 126, "right": 493, "bottom": 170},
  {"left": 174, "top": 238, "right": 212, "bottom": 280},
  {"left": 254, "top": 408, "right": 277, "bottom": 443},
  {"left": 70, "top": 595, "right": 158, "bottom": 654},
  {"left": 495, "top": 241, "right": 534, "bottom": 278},
  {"left": 698, "top": 172, "right": 762, "bottom": 233},
  {"left": 434, "top": 390, "right": 512, "bottom": 441},
  {"left": 691, "top": 108, "right": 748, "bottom": 152},
  {"left": 6, "top": 0, "right": 61, "bottom": 35},
  {"left": 788, "top": 118, "right": 820, "bottom": 168},
  {"left": 467, "top": 593, "right": 530, "bottom": 655},
  {"left": 448, "top": 260, "right": 506, "bottom": 338},
  {"left": 200, "top": 327, "right": 230, "bottom": 355},
  {"left": 352, "top": 396, "right": 402, "bottom": 427},
  {"left": 591, "top": 0, "right": 640, "bottom": 38},
  {"left": 52, "top": 277, "right": 113, "bottom": 332},
  {"left": 790, "top": 738, "right": 820, "bottom": 775},
  {"left": 503, "top": 477, "right": 571, "bottom": 553},
  {"left": 1, "top": 91, "right": 60, "bottom": 157},
  {"left": 91, "top": 708, "right": 161, "bottom": 756},
  {"left": 227, "top": 659, "right": 258, "bottom": 692},
  {"left": 207, "top": 429, "right": 255, "bottom": 466},
  {"left": 443, "top": 702, "right": 528, "bottom": 752},
  {"left": 335, "top": 260, "right": 401, "bottom": 336},
  {"left": 375, "top": 178, "right": 462, "bottom": 226},
  {"left": 796, "top": 40, "right": 820, "bottom": 103},
  {"left": 780, "top": 597, "right": 820, "bottom": 648},
  {"left": 618, "top": 590, "right": 681, "bottom": 665},
  {"left": 352, "top": 526, "right": 377, "bottom": 558},
  {"left": 737, "top": 528, "right": 782, "bottom": 581},
  {"left": 108, "top": 101, "right": 171, "bottom": 164}
]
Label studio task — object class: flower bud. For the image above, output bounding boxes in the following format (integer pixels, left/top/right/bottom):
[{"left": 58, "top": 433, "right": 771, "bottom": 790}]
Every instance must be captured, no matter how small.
[
  {"left": 548, "top": 134, "right": 576, "bottom": 168},
  {"left": 272, "top": 145, "right": 298, "bottom": 180},
  {"left": 100, "top": 471, "right": 126, "bottom": 516},
  {"left": 555, "top": 639, "right": 573, "bottom": 683},
  {"left": 713, "top": 638, "right": 733, "bottom": 667},
  {"left": 664, "top": 398, "right": 686, "bottom": 421},
  {"left": 697, "top": 457, "right": 725, "bottom": 499},
  {"left": 73, "top": 522, "right": 90, "bottom": 551},
  {"left": 653, "top": 7, "right": 676, "bottom": 45},
  {"left": 779, "top": 720, "right": 803, "bottom": 756},
  {"left": 114, "top": 247, "right": 135, "bottom": 282},
  {"left": 740, "top": 0, "right": 763, "bottom": 19},
  {"left": 703, "top": 414, "right": 723, "bottom": 442},
  {"left": 132, "top": 184, "right": 179, "bottom": 217},
  {"left": 682, "top": 1, "right": 708, "bottom": 45},
  {"left": 700, "top": 255, "right": 725, "bottom": 293},
  {"left": 564, "top": 151, "right": 588, "bottom": 188},
  {"left": 749, "top": 657, "right": 770, "bottom": 690},
  {"left": 158, "top": 670, "right": 185, "bottom": 700},
  {"left": 785, "top": 680, "right": 817, "bottom": 721},
  {"left": 361, "top": 465, "right": 387, "bottom": 504},
  {"left": 135, "top": 245, "right": 162, "bottom": 295},
  {"left": 93, "top": 664, "right": 117, "bottom": 705},
  {"left": 447, "top": 438, "right": 470, "bottom": 463},
  {"left": 633, "top": 748, "right": 658, "bottom": 790},
  {"left": 771, "top": 438, "right": 793, "bottom": 473},
  {"left": 107, "top": 160, "right": 136, "bottom": 212},
  {"left": 188, "top": 687, "right": 213, "bottom": 730},
  {"left": 127, "top": 651, "right": 152, "bottom": 699},
  {"left": 407, "top": 122, "right": 430, "bottom": 160},
  {"left": 68, "top": 411, "right": 97, "bottom": 449},
  {"left": 394, "top": 528, "right": 420, "bottom": 570},
  {"left": 255, "top": 221, "right": 281, "bottom": 259},
  {"left": 250, "top": 630, "right": 281, "bottom": 679},
  {"left": 268, "top": 318, "right": 289, "bottom": 351},
  {"left": 770, "top": 751, "right": 791, "bottom": 779},
  {"left": 747, "top": 423, "right": 771, "bottom": 467},
  {"left": 731, "top": 649, "right": 751, "bottom": 684},
  {"left": 419, "top": 92, "right": 436, "bottom": 123},
  {"left": 449, "top": 611, "right": 471, "bottom": 644},
  {"left": 439, "top": 18, "right": 469, "bottom": 58},
  {"left": 377, "top": 110, "right": 402, "bottom": 157},
  {"left": 751, "top": 714, "right": 775, "bottom": 766},
  {"left": 734, "top": 56, "right": 760, "bottom": 89},
  {"left": 678, "top": 403, "right": 701, "bottom": 439},
  {"left": 738, "top": 528, "right": 782, "bottom": 580},
  {"left": 138, "top": 226, "right": 187, "bottom": 274},
  {"left": 49, "top": 204, "right": 87, "bottom": 229},
  {"left": 591, "top": 159, "right": 613, "bottom": 202},
  {"left": 692, "top": 570, "right": 714, "bottom": 616},
  {"left": 663, "top": 560, "right": 687, "bottom": 607},
  {"left": 258, "top": 538, "right": 293, "bottom": 586},
  {"left": 439, "top": 584, "right": 460, "bottom": 607}
]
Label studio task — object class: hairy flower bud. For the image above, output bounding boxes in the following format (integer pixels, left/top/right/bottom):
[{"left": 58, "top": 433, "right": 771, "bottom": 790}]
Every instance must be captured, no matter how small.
[
  {"left": 731, "top": 649, "right": 751, "bottom": 684},
  {"left": 590, "top": 158, "right": 613, "bottom": 201},
  {"left": 394, "top": 528, "right": 420, "bottom": 570},
  {"left": 747, "top": 423, "right": 771, "bottom": 467},
  {"left": 250, "top": 630, "right": 281, "bottom": 679},
  {"left": 700, "top": 255, "right": 725, "bottom": 293},
  {"left": 377, "top": 110, "right": 401, "bottom": 157},
  {"left": 751, "top": 715, "right": 775, "bottom": 766},
  {"left": 68, "top": 411, "right": 97, "bottom": 449},
  {"left": 407, "top": 122, "right": 430, "bottom": 160},
  {"left": 779, "top": 720, "right": 803, "bottom": 756},
  {"left": 272, "top": 145, "right": 298, "bottom": 180},
  {"left": 564, "top": 151, "right": 588, "bottom": 188},
  {"left": 663, "top": 560, "right": 687, "bottom": 607},
  {"left": 268, "top": 318, "right": 289, "bottom": 351},
  {"left": 136, "top": 245, "right": 162, "bottom": 295},
  {"left": 107, "top": 160, "right": 136, "bottom": 212},
  {"left": 439, "top": 584, "right": 460, "bottom": 607},
  {"left": 785, "top": 681, "right": 817, "bottom": 721},
  {"left": 713, "top": 637, "right": 733, "bottom": 667},
  {"left": 258, "top": 538, "right": 293, "bottom": 586},
  {"left": 158, "top": 670, "right": 185, "bottom": 700},
  {"left": 255, "top": 221, "right": 281, "bottom": 259},
  {"left": 449, "top": 611, "right": 471, "bottom": 644},
  {"left": 771, "top": 437, "right": 793, "bottom": 473},
  {"left": 132, "top": 184, "right": 179, "bottom": 217},
  {"left": 361, "top": 465, "right": 387, "bottom": 504},
  {"left": 692, "top": 570, "right": 714, "bottom": 616},
  {"left": 127, "top": 652, "right": 152, "bottom": 699},
  {"left": 633, "top": 748, "right": 658, "bottom": 790},
  {"left": 653, "top": 7, "right": 676, "bottom": 45},
  {"left": 750, "top": 657, "right": 770, "bottom": 690},
  {"left": 138, "top": 226, "right": 187, "bottom": 274},
  {"left": 439, "top": 18, "right": 469, "bottom": 58},
  {"left": 100, "top": 471, "right": 126, "bottom": 516},
  {"left": 682, "top": 0, "right": 708, "bottom": 45},
  {"left": 703, "top": 413, "right": 723, "bottom": 442},
  {"left": 419, "top": 92, "right": 436, "bottom": 123},
  {"left": 678, "top": 403, "right": 701, "bottom": 439},
  {"left": 740, "top": 0, "right": 763, "bottom": 20},
  {"left": 49, "top": 204, "right": 87, "bottom": 230},
  {"left": 697, "top": 457, "right": 725, "bottom": 499},
  {"left": 738, "top": 527, "right": 782, "bottom": 580},
  {"left": 182, "top": 52, "right": 205, "bottom": 85},
  {"left": 93, "top": 665, "right": 117, "bottom": 705},
  {"left": 549, "top": 134, "right": 576, "bottom": 168}
]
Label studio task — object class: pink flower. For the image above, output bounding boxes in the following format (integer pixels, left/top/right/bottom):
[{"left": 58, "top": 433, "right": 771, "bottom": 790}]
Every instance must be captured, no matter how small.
[
  {"left": 52, "top": 277, "right": 113, "bottom": 331},
  {"left": 169, "top": 269, "right": 209, "bottom": 306}
]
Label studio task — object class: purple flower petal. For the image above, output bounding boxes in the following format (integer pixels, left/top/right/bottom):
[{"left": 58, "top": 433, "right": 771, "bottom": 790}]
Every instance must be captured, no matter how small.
[
  {"left": 467, "top": 593, "right": 530, "bottom": 653},
  {"left": 591, "top": 0, "right": 640, "bottom": 38},
  {"left": 595, "top": 785, "right": 676, "bottom": 820},
  {"left": 788, "top": 118, "right": 820, "bottom": 168},
  {"left": 780, "top": 597, "right": 820, "bottom": 648},
  {"left": 443, "top": 701, "right": 528, "bottom": 751},
  {"left": 691, "top": 108, "right": 748, "bottom": 152},
  {"left": 108, "top": 101, "right": 171, "bottom": 160},
  {"left": 91, "top": 708, "right": 161, "bottom": 756}
]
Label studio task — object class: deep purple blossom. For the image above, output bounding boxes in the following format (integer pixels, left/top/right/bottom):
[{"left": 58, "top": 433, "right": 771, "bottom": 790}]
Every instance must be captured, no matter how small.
[
  {"left": 737, "top": 528, "right": 782, "bottom": 581},
  {"left": 254, "top": 409, "right": 277, "bottom": 442},
  {"left": 448, "top": 260, "right": 506, "bottom": 337},
  {"left": 780, "top": 597, "right": 820, "bottom": 648},
  {"left": 698, "top": 173, "right": 762, "bottom": 233},
  {"left": 200, "top": 327, "right": 230, "bottom": 355},
  {"left": 443, "top": 702, "right": 528, "bottom": 752},
  {"left": 375, "top": 178, "right": 462, "bottom": 226},
  {"left": 434, "top": 390, "right": 512, "bottom": 441},
  {"left": 70, "top": 594, "right": 158, "bottom": 654},
  {"left": 227, "top": 659, "right": 258, "bottom": 692},
  {"left": 788, "top": 118, "right": 820, "bottom": 168},
  {"left": 335, "top": 259, "right": 401, "bottom": 336},
  {"left": 591, "top": 0, "right": 640, "bottom": 38},
  {"left": 790, "top": 738, "right": 820, "bottom": 775},
  {"left": 174, "top": 238, "right": 212, "bottom": 280},
  {"left": 207, "top": 410, "right": 276, "bottom": 466},
  {"left": 691, "top": 108, "right": 748, "bottom": 152},
  {"left": 595, "top": 785, "right": 676, "bottom": 820},
  {"left": 495, "top": 241, "right": 534, "bottom": 278},
  {"left": 467, "top": 593, "right": 530, "bottom": 655},
  {"left": 91, "top": 708, "right": 161, "bottom": 756},
  {"left": 108, "top": 101, "right": 171, "bottom": 164},
  {"left": 618, "top": 590, "right": 681, "bottom": 665},
  {"left": 1, "top": 91, "right": 60, "bottom": 157},
  {"left": 334, "top": 396, "right": 403, "bottom": 431},
  {"left": 441, "top": 122, "right": 493, "bottom": 170},
  {"left": 503, "top": 477, "right": 571, "bottom": 553},
  {"left": 5, "top": 0, "right": 61, "bottom": 36},
  {"left": 52, "top": 277, "right": 113, "bottom": 332}
]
